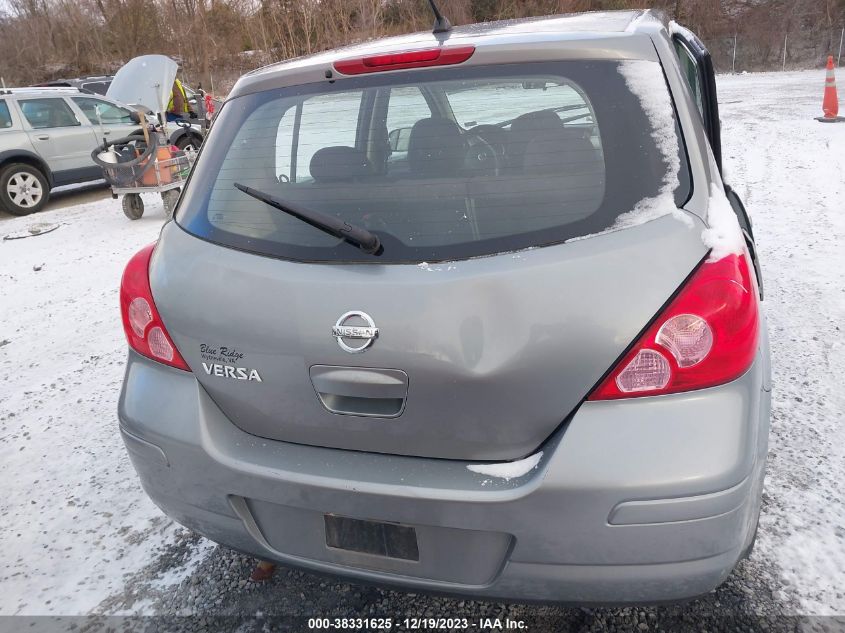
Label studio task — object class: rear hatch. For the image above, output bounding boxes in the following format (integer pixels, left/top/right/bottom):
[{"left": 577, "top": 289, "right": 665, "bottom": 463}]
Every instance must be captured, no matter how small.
[{"left": 153, "top": 57, "right": 707, "bottom": 461}]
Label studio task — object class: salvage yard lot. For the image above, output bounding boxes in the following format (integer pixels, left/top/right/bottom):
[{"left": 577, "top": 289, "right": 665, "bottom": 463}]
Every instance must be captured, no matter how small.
[{"left": 0, "top": 70, "right": 843, "bottom": 631}]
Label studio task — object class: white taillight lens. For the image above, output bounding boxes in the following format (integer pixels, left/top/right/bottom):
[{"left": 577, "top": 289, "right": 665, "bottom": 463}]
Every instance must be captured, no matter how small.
[
  {"left": 655, "top": 314, "right": 713, "bottom": 368},
  {"left": 615, "top": 349, "right": 671, "bottom": 393},
  {"left": 128, "top": 297, "right": 153, "bottom": 338},
  {"left": 147, "top": 326, "right": 175, "bottom": 362}
]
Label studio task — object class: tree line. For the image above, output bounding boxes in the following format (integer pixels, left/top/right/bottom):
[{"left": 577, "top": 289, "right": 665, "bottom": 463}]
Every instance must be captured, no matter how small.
[{"left": 1, "top": 0, "right": 844, "bottom": 92}]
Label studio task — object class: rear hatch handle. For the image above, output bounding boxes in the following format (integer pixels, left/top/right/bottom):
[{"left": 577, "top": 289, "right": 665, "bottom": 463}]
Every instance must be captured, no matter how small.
[{"left": 310, "top": 366, "right": 409, "bottom": 418}]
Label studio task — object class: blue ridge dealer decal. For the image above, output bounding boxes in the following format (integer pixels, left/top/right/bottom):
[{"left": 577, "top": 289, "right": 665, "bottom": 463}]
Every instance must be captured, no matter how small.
[{"left": 199, "top": 343, "right": 262, "bottom": 382}]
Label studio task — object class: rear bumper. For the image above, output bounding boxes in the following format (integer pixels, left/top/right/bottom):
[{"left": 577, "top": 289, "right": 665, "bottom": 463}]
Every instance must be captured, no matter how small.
[{"left": 118, "top": 348, "right": 770, "bottom": 604}]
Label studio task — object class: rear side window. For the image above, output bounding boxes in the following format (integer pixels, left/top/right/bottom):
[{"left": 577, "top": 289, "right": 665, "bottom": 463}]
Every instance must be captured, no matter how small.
[
  {"left": 674, "top": 42, "right": 704, "bottom": 118},
  {"left": 19, "top": 98, "right": 80, "bottom": 129},
  {"left": 72, "top": 97, "right": 134, "bottom": 124},
  {"left": 0, "top": 100, "right": 12, "bottom": 129},
  {"left": 178, "top": 61, "right": 690, "bottom": 263}
]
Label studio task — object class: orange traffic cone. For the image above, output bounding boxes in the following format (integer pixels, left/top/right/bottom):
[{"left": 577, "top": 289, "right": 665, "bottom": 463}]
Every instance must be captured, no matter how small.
[{"left": 818, "top": 56, "right": 843, "bottom": 122}]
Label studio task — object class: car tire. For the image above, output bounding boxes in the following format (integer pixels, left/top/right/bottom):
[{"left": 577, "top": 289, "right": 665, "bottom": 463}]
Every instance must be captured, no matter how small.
[
  {"left": 122, "top": 193, "right": 144, "bottom": 220},
  {"left": 175, "top": 135, "right": 201, "bottom": 152},
  {"left": 161, "top": 189, "right": 180, "bottom": 219},
  {"left": 742, "top": 519, "right": 759, "bottom": 560},
  {"left": 0, "top": 163, "right": 50, "bottom": 216}
]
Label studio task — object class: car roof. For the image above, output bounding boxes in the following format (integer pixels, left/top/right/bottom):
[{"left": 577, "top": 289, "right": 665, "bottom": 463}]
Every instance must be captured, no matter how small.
[
  {"left": 230, "top": 10, "right": 666, "bottom": 98},
  {"left": 0, "top": 87, "right": 84, "bottom": 98},
  {"left": 41, "top": 76, "right": 113, "bottom": 85}
]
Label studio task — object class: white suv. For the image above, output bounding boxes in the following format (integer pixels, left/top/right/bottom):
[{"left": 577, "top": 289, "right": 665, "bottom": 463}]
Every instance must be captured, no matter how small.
[{"left": 0, "top": 87, "right": 202, "bottom": 215}]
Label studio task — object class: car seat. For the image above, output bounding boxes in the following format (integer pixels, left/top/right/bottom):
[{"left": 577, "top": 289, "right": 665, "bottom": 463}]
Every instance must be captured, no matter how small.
[
  {"left": 506, "top": 110, "right": 564, "bottom": 168},
  {"left": 522, "top": 128, "right": 603, "bottom": 177},
  {"left": 407, "top": 118, "right": 466, "bottom": 178},
  {"left": 309, "top": 146, "right": 374, "bottom": 182}
]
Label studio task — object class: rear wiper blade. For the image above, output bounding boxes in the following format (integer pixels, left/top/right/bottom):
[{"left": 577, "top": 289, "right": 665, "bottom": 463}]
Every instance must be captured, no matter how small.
[{"left": 234, "top": 183, "right": 382, "bottom": 256}]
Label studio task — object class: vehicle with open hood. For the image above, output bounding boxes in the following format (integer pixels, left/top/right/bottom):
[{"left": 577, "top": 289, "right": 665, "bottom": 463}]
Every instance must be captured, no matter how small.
[{"left": 106, "top": 55, "right": 207, "bottom": 151}]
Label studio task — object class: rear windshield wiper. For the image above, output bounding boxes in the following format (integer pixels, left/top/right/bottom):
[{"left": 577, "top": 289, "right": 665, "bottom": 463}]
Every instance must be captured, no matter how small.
[{"left": 234, "top": 183, "right": 382, "bottom": 256}]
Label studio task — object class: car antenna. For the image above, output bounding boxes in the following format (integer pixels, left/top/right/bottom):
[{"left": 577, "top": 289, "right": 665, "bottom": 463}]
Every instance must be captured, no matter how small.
[{"left": 426, "top": 0, "right": 452, "bottom": 34}]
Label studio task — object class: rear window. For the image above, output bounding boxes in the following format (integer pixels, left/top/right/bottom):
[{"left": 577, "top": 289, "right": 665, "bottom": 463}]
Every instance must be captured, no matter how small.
[
  {"left": 19, "top": 98, "right": 80, "bottom": 129},
  {"left": 177, "top": 60, "right": 690, "bottom": 263},
  {"left": 72, "top": 97, "right": 134, "bottom": 124}
]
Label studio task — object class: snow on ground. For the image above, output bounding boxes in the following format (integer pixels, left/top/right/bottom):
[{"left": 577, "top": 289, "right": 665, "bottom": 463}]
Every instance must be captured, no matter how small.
[
  {"left": 0, "top": 194, "right": 207, "bottom": 615},
  {"left": 717, "top": 70, "right": 845, "bottom": 615},
  {"left": 0, "top": 69, "right": 842, "bottom": 618}
]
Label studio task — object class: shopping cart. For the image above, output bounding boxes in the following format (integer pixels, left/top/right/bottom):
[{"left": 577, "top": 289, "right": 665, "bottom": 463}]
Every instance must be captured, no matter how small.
[
  {"left": 91, "top": 108, "right": 200, "bottom": 220},
  {"left": 99, "top": 144, "right": 196, "bottom": 220}
]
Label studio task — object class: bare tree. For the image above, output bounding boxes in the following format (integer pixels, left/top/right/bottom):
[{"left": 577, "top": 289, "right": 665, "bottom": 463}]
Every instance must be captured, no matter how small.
[{"left": 0, "top": 0, "right": 842, "bottom": 88}]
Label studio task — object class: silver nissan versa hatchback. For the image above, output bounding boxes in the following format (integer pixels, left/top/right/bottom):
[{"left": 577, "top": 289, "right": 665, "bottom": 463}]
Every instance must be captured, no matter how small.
[{"left": 118, "top": 9, "right": 771, "bottom": 604}]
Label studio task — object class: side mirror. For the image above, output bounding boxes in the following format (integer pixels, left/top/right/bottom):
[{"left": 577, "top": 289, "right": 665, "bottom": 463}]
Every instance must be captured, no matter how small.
[
  {"left": 388, "top": 127, "right": 413, "bottom": 153},
  {"left": 129, "top": 110, "right": 142, "bottom": 124}
]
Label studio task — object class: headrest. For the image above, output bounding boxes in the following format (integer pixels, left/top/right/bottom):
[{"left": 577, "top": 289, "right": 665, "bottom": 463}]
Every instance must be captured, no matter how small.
[
  {"left": 408, "top": 118, "right": 466, "bottom": 177},
  {"left": 309, "top": 146, "right": 373, "bottom": 182},
  {"left": 523, "top": 129, "right": 600, "bottom": 176},
  {"left": 510, "top": 110, "right": 564, "bottom": 140},
  {"left": 506, "top": 110, "right": 565, "bottom": 166}
]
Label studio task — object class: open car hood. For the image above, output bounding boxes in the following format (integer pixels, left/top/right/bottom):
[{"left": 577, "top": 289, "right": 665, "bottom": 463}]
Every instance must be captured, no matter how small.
[{"left": 107, "top": 55, "right": 177, "bottom": 115}]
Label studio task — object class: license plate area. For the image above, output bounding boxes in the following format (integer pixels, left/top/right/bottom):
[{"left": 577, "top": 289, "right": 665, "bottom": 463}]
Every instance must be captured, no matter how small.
[
  {"left": 240, "top": 498, "right": 512, "bottom": 584},
  {"left": 324, "top": 514, "right": 419, "bottom": 562}
]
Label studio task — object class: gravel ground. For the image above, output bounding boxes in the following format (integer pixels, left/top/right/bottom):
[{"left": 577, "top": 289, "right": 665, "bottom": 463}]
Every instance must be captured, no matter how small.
[{"left": 92, "top": 536, "right": 804, "bottom": 633}]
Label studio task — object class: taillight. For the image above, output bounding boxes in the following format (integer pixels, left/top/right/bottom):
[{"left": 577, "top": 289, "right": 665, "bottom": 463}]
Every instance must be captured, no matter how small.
[
  {"left": 120, "top": 243, "right": 190, "bottom": 371},
  {"left": 333, "top": 46, "right": 475, "bottom": 75},
  {"left": 589, "top": 251, "right": 759, "bottom": 400}
]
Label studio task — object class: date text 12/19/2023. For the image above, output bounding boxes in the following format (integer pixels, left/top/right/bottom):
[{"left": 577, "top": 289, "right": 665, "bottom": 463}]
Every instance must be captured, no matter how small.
[{"left": 307, "top": 617, "right": 528, "bottom": 630}]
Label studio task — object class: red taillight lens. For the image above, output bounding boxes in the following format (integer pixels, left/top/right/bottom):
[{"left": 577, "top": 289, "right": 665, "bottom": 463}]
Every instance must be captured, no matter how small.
[
  {"left": 589, "top": 252, "right": 759, "bottom": 400},
  {"left": 120, "top": 243, "right": 190, "bottom": 371},
  {"left": 333, "top": 46, "right": 475, "bottom": 75}
]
